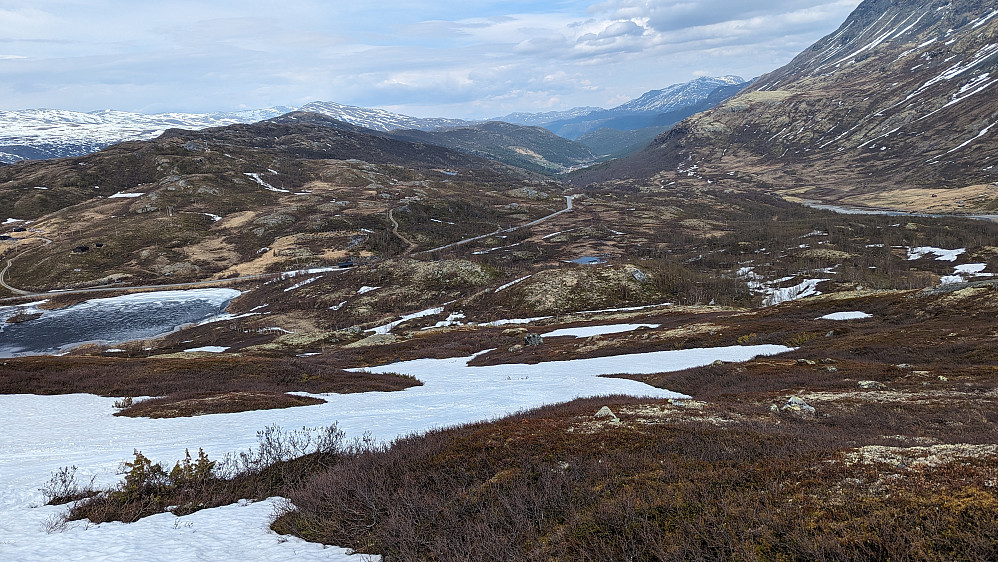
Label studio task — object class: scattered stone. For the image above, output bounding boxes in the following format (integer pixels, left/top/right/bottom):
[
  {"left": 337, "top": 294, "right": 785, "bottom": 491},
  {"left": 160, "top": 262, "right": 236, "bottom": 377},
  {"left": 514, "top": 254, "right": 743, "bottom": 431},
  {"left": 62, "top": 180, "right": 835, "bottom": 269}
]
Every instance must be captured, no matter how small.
[
  {"left": 824, "top": 366, "right": 838, "bottom": 372},
  {"left": 825, "top": 330, "right": 835, "bottom": 337},
  {"left": 502, "top": 327, "right": 528, "bottom": 335},
  {"left": 938, "top": 375, "right": 949, "bottom": 382},
  {"left": 820, "top": 358, "right": 838, "bottom": 364},
  {"left": 895, "top": 363, "right": 913, "bottom": 369},
  {"left": 508, "top": 344, "right": 523, "bottom": 352},
  {"left": 712, "top": 359, "right": 727, "bottom": 366},
  {"left": 595, "top": 406, "right": 620, "bottom": 423},
  {"left": 781, "top": 396, "right": 816, "bottom": 417},
  {"left": 668, "top": 398, "right": 706, "bottom": 409},
  {"left": 631, "top": 268, "right": 649, "bottom": 283},
  {"left": 858, "top": 380, "right": 887, "bottom": 390},
  {"left": 796, "top": 359, "right": 816, "bottom": 366},
  {"left": 524, "top": 333, "right": 544, "bottom": 347}
]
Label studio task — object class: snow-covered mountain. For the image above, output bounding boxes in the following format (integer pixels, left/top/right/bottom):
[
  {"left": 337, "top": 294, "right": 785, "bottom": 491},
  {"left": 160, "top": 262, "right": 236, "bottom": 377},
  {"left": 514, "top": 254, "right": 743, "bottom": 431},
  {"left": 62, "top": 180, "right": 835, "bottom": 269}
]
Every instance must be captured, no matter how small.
[
  {"left": 496, "top": 107, "right": 604, "bottom": 127},
  {"left": 299, "top": 101, "right": 475, "bottom": 132},
  {"left": 494, "top": 76, "right": 748, "bottom": 140},
  {"left": 0, "top": 103, "right": 478, "bottom": 164},
  {"left": 0, "top": 107, "right": 295, "bottom": 163},
  {"left": 611, "top": 76, "right": 745, "bottom": 113}
]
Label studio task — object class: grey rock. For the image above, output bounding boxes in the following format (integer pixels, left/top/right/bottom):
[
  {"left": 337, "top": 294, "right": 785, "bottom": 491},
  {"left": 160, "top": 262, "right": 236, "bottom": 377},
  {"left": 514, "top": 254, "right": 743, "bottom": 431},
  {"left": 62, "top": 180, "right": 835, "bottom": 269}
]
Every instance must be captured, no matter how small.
[
  {"left": 858, "top": 380, "right": 886, "bottom": 390},
  {"left": 631, "top": 269, "right": 649, "bottom": 283},
  {"left": 781, "top": 396, "right": 816, "bottom": 417}
]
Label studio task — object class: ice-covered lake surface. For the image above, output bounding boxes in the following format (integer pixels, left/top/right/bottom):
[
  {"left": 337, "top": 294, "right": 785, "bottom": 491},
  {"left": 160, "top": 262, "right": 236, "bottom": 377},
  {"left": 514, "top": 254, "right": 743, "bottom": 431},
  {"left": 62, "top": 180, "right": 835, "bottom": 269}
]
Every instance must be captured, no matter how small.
[
  {"left": 0, "top": 341, "right": 791, "bottom": 561},
  {"left": 0, "top": 288, "right": 241, "bottom": 357}
]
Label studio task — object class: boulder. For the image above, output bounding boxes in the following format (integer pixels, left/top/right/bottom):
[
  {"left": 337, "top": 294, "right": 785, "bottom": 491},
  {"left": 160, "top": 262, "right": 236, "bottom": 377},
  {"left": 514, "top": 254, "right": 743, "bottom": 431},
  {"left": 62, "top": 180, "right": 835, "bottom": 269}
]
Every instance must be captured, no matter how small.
[
  {"left": 595, "top": 406, "right": 620, "bottom": 423},
  {"left": 524, "top": 333, "right": 543, "bottom": 347},
  {"left": 781, "top": 396, "right": 816, "bottom": 417},
  {"left": 858, "top": 380, "right": 886, "bottom": 390}
]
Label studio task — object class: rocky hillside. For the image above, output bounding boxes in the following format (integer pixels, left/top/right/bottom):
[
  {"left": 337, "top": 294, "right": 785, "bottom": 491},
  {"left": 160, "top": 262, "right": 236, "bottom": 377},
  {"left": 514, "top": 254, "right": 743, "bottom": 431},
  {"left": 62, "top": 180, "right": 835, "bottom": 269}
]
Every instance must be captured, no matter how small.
[
  {"left": 583, "top": 0, "right": 998, "bottom": 213},
  {"left": 0, "top": 114, "right": 568, "bottom": 291},
  {"left": 386, "top": 121, "right": 597, "bottom": 174}
]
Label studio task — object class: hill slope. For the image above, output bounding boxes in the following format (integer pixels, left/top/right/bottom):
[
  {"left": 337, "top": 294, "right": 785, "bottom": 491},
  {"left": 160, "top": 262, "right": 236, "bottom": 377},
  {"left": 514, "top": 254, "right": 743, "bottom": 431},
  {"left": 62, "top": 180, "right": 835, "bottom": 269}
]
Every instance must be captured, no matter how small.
[
  {"left": 386, "top": 121, "right": 597, "bottom": 174},
  {"left": 583, "top": 0, "right": 998, "bottom": 213}
]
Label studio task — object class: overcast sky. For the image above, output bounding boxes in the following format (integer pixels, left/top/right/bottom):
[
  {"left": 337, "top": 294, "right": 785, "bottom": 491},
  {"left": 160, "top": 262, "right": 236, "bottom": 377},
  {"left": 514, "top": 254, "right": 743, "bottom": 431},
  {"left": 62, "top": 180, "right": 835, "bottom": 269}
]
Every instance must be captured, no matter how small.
[{"left": 0, "top": 0, "right": 862, "bottom": 118}]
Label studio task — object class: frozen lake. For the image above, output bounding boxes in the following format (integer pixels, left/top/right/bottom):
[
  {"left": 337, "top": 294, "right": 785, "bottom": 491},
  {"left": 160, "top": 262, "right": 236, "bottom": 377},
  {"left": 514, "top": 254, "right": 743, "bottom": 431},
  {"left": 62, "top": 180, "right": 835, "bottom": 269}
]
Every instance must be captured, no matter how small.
[{"left": 0, "top": 288, "right": 240, "bottom": 357}]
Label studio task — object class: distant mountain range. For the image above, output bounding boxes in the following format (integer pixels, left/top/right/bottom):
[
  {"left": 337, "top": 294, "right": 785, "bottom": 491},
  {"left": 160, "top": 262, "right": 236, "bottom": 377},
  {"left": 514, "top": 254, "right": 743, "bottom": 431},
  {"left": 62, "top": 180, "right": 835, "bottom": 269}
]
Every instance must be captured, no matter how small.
[
  {"left": 0, "top": 76, "right": 748, "bottom": 165},
  {"left": 496, "top": 76, "right": 746, "bottom": 140}
]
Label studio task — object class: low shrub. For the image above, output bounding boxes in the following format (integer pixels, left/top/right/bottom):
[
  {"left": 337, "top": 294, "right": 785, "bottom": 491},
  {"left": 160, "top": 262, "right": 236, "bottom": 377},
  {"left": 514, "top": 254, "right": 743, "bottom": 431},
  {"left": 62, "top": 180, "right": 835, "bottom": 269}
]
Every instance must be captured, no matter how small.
[{"left": 65, "top": 424, "right": 344, "bottom": 524}]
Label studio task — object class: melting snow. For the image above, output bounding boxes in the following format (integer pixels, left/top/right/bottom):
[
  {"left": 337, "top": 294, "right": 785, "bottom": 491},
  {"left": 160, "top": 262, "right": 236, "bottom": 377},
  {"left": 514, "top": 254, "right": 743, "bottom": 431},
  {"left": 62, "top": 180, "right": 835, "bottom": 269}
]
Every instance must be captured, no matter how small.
[
  {"left": 366, "top": 306, "right": 447, "bottom": 334},
  {"left": 357, "top": 286, "right": 380, "bottom": 295},
  {"left": 907, "top": 246, "right": 966, "bottom": 261},
  {"left": 494, "top": 275, "right": 531, "bottom": 292},
  {"left": 244, "top": 173, "right": 290, "bottom": 193},
  {"left": 426, "top": 312, "right": 467, "bottom": 329},
  {"left": 763, "top": 279, "right": 825, "bottom": 306},
  {"left": 108, "top": 192, "right": 143, "bottom": 198},
  {"left": 184, "top": 346, "right": 229, "bottom": 353},
  {"left": 283, "top": 276, "right": 321, "bottom": 292},
  {"left": 0, "top": 343, "right": 790, "bottom": 560},
  {"left": 542, "top": 324, "right": 660, "bottom": 338},
  {"left": 817, "top": 311, "right": 872, "bottom": 321},
  {"left": 941, "top": 263, "right": 993, "bottom": 284},
  {"left": 480, "top": 316, "right": 552, "bottom": 327}
]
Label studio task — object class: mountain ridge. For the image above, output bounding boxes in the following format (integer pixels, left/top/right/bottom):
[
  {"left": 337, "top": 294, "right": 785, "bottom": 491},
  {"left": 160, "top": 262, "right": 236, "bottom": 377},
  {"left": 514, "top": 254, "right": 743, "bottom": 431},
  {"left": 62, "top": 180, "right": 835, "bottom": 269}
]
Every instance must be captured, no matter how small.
[
  {"left": 578, "top": 0, "right": 998, "bottom": 213},
  {"left": 0, "top": 76, "right": 748, "bottom": 165}
]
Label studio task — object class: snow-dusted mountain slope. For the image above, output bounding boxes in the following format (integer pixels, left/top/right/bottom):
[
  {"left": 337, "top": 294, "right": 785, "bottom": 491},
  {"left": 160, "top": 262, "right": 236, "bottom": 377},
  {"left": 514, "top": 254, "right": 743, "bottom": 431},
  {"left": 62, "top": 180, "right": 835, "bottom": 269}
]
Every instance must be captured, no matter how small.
[
  {"left": 0, "top": 107, "right": 294, "bottom": 163},
  {"left": 584, "top": 0, "right": 998, "bottom": 204},
  {"left": 495, "top": 76, "right": 748, "bottom": 140},
  {"left": 299, "top": 101, "right": 476, "bottom": 132},
  {"left": 0, "top": 103, "right": 478, "bottom": 164},
  {"left": 611, "top": 76, "right": 745, "bottom": 113},
  {"left": 495, "top": 107, "right": 605, "bottom": 127}
]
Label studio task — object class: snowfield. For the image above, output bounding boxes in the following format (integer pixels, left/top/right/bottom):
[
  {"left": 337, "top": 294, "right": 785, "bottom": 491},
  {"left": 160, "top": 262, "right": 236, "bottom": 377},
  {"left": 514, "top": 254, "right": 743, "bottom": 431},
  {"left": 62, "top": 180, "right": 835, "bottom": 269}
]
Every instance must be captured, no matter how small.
[
  {"left": 817, "top": 311, "right": 872, "bottom": 321},
  {"left": 0, "top": 343, "right": 790, "bottom": 561},
  {"left": 541, "top": 323, "right": 660, "bottom": 338}
]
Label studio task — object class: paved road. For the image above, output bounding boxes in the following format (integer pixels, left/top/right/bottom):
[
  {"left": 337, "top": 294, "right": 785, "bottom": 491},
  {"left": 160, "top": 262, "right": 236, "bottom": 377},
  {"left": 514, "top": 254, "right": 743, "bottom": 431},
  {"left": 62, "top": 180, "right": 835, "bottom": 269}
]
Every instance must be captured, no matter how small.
[{"left": 414, "top": 195, "right": 574, "bottom": 256}]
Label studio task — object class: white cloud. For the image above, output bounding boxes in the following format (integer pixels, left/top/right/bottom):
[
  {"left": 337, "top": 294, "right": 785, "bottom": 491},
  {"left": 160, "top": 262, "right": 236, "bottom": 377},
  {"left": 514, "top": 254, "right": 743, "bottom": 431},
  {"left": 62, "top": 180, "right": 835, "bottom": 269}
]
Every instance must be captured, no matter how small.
[{"left": 0, "top": 0, "right": 863, "bottom": 118}]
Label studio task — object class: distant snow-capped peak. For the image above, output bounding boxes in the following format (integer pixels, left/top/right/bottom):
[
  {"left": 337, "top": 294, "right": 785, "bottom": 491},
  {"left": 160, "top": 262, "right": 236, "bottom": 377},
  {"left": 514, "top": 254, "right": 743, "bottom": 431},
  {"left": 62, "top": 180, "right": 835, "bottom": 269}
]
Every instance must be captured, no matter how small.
[{"left": 611, "top": 75, "right": 746, "bottom": 113}]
